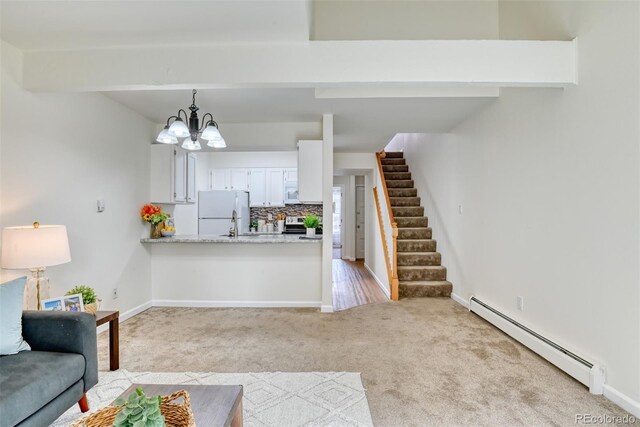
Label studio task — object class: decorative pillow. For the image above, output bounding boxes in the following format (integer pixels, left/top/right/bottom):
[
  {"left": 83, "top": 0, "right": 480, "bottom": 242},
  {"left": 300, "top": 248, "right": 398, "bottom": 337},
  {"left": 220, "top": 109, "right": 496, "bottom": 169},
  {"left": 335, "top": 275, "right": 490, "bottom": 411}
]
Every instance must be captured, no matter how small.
[{"left": 0, "top": 276, "right": 31, "bottom": 355}]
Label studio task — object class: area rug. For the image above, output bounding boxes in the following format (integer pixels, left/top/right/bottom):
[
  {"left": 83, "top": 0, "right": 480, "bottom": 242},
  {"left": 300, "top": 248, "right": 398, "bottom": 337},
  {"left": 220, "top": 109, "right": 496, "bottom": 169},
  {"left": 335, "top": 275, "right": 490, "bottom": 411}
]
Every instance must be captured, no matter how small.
[{"left": 52, "top": 370, "right": 374, "bottom": 427}]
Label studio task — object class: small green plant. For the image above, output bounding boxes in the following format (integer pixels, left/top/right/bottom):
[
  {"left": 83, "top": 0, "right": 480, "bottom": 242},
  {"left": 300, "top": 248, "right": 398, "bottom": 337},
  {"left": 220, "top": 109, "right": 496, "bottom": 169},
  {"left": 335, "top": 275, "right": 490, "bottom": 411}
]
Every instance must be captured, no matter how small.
[
  {"left": 65, "top": 285, "right": 96, "bottom": 305},
  {"left": 113, "top": 387, "right": 165, "bottom": 427},
  {"left": 303, "top": 215, "right": 320, "bottom": 229}
]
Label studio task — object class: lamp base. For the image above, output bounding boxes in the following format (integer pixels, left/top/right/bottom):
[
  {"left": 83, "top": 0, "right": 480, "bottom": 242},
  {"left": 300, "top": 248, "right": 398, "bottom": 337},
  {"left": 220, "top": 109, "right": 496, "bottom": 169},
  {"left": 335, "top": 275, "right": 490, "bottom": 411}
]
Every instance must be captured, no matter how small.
[{"left": 25, "top": 268, "right": 49, "bottom": 310}]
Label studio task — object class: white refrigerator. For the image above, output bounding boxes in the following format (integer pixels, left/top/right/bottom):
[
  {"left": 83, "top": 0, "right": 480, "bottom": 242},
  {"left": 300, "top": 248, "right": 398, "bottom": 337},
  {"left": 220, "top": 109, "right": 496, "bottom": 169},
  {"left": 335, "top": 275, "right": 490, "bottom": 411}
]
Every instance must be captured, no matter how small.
[{"left": 198, "top": 190, "right": 250, "bottom": 235}]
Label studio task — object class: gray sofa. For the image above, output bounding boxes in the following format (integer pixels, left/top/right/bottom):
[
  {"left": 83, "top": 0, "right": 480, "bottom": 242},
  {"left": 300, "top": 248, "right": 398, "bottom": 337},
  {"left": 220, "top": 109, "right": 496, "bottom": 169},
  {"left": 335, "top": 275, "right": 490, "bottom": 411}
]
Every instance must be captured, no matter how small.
[{"left": 0, "top": 311, "right": 98, "bottom": 427}]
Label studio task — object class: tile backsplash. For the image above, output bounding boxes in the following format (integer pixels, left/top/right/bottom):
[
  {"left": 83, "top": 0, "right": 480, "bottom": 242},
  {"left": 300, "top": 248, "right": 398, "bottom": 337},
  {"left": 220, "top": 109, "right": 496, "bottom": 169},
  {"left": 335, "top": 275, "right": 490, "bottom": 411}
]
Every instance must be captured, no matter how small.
[{"left": 250, "top": 204, "right": 323, "bottom": 222}]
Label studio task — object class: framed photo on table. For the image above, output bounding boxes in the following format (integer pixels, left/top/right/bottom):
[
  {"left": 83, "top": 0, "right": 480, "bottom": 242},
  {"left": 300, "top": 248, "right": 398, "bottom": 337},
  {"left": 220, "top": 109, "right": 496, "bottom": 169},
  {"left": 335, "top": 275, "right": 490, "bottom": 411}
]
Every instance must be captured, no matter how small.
[{"left": 41, "top": 293, "right": 85, "bottom": 312}]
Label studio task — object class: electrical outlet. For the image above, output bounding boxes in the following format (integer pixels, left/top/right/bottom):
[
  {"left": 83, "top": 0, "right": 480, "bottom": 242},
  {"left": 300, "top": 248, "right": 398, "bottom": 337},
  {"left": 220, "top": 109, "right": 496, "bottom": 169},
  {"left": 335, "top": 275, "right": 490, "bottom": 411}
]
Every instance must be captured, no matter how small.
[
  {"left": 517, "top": 296, "right": 524, "bottom": 311},
  {"left": 113, "top": 288, "right": 118, "bottom": 299}
]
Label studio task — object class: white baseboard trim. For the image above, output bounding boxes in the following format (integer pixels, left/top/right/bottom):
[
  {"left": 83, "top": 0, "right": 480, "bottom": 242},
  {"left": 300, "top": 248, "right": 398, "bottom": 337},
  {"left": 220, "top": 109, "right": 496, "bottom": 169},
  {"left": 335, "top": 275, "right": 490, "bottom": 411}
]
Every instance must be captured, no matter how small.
[
  {"left": 603, "top": 384, "right": 640, "bottom": 417},
  {"left": 97, "top": 300, "right": 152, "bottom": 333},
  {"left": 364, "top": 263, "right": 391, "bottom": 299},
  {"left": 320, "top": 305, "right": 334, "bottom": 313},
  {"left": 451, "top": 292, "right": 470, "bottom": 310},
  {"left": 151, "top": 299, "right": 322, "bottom": 308}
]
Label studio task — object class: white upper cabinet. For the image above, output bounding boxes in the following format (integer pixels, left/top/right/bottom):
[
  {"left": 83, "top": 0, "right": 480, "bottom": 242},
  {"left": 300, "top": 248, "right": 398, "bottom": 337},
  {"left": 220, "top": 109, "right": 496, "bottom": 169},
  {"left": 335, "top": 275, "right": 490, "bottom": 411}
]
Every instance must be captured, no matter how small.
[
  {"left": 186, "top": 153, "right": 197, "bottom": 203},
  {"left": 210, "top": 168, "right": 230, "bottom": 190},
  {"left": 248, "top": 168, "right": 267, "bottom": 207},
  {"left": 266, "top": 168, "right": 285, "bottom": 207},
  {"left": 150, "top": 145, "right": 197, "bottom": 205},
  {"left": 210, "top": 166, "right": 293, "bottom": 207},
  {"left": 297, "top": 140, "right": 323, "bottom": 204},
  {"left": 230, "top": 169, "right": 249, "bottom": 191}
]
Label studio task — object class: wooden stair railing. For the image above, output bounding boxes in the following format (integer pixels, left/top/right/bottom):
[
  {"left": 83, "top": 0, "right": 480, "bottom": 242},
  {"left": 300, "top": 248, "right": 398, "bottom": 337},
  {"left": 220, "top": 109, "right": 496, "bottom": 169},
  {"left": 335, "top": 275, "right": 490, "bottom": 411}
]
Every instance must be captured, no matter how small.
[{"left": 375, "top": 151, "right": 399, "bottom": 301}]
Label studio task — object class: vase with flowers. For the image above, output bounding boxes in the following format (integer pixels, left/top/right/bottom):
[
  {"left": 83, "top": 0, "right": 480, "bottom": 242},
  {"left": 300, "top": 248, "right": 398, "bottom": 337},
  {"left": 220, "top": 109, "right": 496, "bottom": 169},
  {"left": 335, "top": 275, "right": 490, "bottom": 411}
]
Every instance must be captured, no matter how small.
[{"left": 140, "top": 204, "right": 169, "bottom": 239}]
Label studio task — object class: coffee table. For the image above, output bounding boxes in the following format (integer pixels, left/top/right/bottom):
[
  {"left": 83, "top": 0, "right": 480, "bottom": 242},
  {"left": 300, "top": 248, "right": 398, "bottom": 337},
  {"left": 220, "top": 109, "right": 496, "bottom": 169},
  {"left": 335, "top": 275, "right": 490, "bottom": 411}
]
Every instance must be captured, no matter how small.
[{"left": 116, "top": 384, "right": 243, "bottom": 427}]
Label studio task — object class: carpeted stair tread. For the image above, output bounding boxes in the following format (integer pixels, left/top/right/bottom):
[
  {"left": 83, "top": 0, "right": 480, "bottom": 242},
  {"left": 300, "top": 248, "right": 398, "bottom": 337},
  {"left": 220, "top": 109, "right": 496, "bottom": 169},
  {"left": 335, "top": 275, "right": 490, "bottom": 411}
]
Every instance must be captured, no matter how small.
[
  {"left": 399, "top": 281, "right": 453, "bottom": 298},
  {"left": 381, "top": 158, "right": 406, "bottom": 165},
  {"left": 386, "top": 180, "right": 414, "bottom": 188},
  {"left": 397, "top": 239, "right": 437, "bottom": 252},
  {"left": 397, "top": 227, "right": 432, "bottom": 239},
  {"left": 383, "top": 152, "right": 404, "bottom": 158},
  {"left": 390, "top": 197, "right": 421, "bottom": 207},
  {"left": 384, "top": 172, "right": 412, "bottom": 180},
  {"left": 395, "top": 217, "right": 428, "bottom": 227},
  {"left": 398, "top": 265, "right": 447, "bottom": 281},
  {"left": 397, "top": 252, "right": 441, "bottom": 266},
  {"left": 392, "top": 206, "right": 424, "bottom": 216},
  {"left": 382, "top": 165, "right": 409, "bottom": 172},
  {"left": 388, "top": 188, "right": 418, "bottom": 197}
]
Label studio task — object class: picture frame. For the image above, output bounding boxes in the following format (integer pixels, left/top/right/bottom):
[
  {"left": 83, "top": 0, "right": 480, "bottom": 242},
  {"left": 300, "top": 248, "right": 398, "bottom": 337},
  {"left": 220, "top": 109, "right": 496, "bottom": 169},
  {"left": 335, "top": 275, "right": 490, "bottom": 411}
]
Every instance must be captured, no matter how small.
[{"left": 41, "top": 293, "right": 85, "bottom": 312}]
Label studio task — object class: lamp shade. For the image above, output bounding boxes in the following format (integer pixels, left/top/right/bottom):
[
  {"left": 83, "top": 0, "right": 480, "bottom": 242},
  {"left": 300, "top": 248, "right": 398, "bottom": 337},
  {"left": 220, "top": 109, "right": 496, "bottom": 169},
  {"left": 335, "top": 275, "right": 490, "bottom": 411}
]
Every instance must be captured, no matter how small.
[
  {"left": 201, "top": 124, "right": 222, "bottom": 141},
  {"left": 208, "top": 137, "right": 227, "bottom": 149},
  {"left": 156, "top": 127, "right": 178, "bottom": 144},
  {"left": 168, "top": 119, "right": 190, "bottom": 138},
  {"left": 1, "top": 225, "right": 71, "bottom": 269}
]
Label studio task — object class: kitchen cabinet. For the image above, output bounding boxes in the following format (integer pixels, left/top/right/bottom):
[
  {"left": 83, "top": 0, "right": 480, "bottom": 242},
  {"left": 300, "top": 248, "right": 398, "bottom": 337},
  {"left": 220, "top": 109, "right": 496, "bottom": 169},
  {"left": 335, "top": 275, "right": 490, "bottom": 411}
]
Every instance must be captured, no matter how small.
[
  {"left": 150, "top": 145, "right": 197, "bottom": 205},
  {"left": 248, "top": 168, "right": 266, "bottom": 207},
  {"left": 284, "top": 168, "right": 298, "bottom": 204},
  {"left": 266, "top": 168, "right": 285, "bottom": 206},
  {"left": 210, "top": 166, "right": 291, "bottom": 207},
  {"left": 297, "top": 140, "right": 323, "bottom": 203},
  {"left": 210, "top": 168, "right": 230, "bottom": 190},
  {"left": 230, "top": 168, "right": 249, "bottom": 191}
]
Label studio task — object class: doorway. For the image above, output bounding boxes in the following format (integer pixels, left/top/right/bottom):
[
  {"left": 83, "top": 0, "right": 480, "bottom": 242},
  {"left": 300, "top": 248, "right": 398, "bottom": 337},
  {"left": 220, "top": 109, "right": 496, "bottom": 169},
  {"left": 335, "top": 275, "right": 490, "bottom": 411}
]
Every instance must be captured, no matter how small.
[
  {"left": 356, "top": 185, "right": 365, "bottom": 259},
  {"left": 332, "top": 186, "right": 344, "bottom": 259}
]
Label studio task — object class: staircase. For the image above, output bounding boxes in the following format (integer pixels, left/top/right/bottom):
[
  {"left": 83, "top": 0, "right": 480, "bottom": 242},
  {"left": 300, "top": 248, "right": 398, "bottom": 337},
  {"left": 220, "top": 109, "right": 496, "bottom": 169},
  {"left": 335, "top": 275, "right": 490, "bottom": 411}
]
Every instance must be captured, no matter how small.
[{"left": 381, "top": 152, "right": 452, "bottom": 298}]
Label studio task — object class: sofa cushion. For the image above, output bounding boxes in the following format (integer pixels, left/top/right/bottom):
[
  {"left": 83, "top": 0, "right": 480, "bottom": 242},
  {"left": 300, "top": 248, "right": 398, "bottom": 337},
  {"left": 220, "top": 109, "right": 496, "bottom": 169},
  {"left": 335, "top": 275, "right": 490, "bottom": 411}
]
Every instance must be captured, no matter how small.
[
  {"left": 0, "top": 276, "right": 31, "bottom": 355},
  {"left": 0, "top": 351, "right": 85, "bottom": 427}
]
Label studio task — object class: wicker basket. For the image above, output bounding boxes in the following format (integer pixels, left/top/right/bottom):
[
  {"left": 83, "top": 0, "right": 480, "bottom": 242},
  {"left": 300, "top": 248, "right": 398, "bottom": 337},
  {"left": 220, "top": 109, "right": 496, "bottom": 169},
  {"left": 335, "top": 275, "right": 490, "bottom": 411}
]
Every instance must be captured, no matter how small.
[{"left": 70, "top": 390, "right": 195, "bottom": 427}]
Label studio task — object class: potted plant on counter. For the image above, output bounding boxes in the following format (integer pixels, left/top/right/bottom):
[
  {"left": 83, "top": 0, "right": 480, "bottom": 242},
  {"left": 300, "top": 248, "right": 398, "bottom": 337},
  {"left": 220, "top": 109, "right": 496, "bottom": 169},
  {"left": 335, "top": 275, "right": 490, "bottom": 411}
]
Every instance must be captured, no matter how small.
[
  {"left": 140, "top": 204, "right": 169, "bottom": 239},
  {"left": 303, "top": 215, "right": 320, "bottom": 237}
]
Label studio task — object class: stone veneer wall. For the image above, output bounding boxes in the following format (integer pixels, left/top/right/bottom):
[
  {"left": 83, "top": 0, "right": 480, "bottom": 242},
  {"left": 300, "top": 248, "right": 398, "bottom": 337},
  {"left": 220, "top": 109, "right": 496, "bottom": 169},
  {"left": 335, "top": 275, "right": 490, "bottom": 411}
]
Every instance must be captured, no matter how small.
[{"left": 250, "top": 204, "right": 323, "bottom": 222}]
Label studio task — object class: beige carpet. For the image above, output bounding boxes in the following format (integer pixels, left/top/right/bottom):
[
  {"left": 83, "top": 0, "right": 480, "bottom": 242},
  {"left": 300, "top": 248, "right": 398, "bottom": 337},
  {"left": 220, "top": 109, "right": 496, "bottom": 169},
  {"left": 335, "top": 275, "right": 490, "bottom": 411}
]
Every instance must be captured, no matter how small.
[{"left": 98, "top": 298, "right": 630, "bottom": 426}]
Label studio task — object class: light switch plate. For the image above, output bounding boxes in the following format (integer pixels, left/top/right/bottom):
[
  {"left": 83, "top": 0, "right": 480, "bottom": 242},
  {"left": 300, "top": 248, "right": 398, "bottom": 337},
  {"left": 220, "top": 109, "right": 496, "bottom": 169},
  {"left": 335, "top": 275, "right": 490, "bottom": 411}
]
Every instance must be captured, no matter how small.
[{"left": 97, "top": 199, "right": 105, "bottom": 213}]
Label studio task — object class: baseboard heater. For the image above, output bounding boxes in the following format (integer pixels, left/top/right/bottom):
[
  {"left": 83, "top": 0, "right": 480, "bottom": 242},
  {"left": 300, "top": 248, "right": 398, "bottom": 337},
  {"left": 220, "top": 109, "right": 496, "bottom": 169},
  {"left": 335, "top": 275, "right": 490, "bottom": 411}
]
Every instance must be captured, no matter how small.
[{"left": 469, "top": 297, "right": 605, "bottom": 394}]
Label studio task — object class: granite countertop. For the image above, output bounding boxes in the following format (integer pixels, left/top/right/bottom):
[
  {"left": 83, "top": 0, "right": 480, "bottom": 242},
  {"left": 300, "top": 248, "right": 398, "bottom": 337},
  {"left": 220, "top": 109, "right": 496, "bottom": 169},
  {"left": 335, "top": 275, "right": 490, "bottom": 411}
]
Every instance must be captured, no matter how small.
[{"left": 140, "top": 234, "right": 323, "bottom": 244}]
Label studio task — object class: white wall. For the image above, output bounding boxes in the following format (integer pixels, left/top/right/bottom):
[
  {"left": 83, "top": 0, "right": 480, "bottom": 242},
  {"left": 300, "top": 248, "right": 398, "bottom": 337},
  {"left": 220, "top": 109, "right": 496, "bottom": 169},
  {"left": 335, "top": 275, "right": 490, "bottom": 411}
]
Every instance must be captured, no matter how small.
[
  {"left": 388, "top": 0, "right": 639, "bottom": 409},
  {"left": 0, "top": 41, "right": 155, "bottom": 315},
  {"left": 333, "top": 175, "right": 354, "bottom": 260}
]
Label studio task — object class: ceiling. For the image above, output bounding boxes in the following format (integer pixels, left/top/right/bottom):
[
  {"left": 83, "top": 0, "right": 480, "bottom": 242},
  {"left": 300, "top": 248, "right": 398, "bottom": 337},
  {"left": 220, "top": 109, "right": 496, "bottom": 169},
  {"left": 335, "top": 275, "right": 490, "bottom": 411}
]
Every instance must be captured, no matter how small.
[
  {"left": 1, "top": 0, "right": 498, "bottom": 152},
  {"left": 105, "top": 88, "right": 496, "bottom": 152},
  {"left": 0, "top": 1, "right": 311, "bottom": 50}
]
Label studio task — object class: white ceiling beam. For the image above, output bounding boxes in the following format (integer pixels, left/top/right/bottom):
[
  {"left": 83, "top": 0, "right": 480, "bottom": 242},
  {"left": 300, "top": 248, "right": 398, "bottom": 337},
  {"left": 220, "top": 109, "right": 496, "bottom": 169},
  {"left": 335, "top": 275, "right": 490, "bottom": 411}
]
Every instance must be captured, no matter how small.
[
  {"left": 315, "top": 86, "right": 500, "bottom": 99},
  {"left": 21, "top": 39, "right": 577, "bottom": 92}
]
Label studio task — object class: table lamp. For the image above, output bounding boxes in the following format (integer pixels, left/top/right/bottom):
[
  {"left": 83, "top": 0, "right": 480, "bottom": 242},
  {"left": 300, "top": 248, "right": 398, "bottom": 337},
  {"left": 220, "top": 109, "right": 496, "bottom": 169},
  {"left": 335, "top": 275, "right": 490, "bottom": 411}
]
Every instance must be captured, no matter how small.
[{"left": 1, "top": 222, "right": 71, "bottom": 310}]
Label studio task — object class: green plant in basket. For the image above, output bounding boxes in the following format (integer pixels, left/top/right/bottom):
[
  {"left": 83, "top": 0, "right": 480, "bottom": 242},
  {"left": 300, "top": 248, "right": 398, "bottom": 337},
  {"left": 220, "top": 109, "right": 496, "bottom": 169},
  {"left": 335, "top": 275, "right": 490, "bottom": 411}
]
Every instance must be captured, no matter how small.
[
  {"left": 303, "top": 214, "right": 320, "bottom": 229},
  {"left": 65, "top": 285, "right": 96, "bottom": 305},
  {"left": 113, "top": 387, "right": 165, "bottom": 427}
]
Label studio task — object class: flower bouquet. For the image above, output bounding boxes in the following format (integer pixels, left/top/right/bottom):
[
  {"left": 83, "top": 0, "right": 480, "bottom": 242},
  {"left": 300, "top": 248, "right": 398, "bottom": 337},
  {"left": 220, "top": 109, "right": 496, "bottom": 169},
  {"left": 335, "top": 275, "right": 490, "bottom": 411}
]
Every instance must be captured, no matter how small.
[{"left": 140, "top": 204, "right": 169, "bottom": 239}]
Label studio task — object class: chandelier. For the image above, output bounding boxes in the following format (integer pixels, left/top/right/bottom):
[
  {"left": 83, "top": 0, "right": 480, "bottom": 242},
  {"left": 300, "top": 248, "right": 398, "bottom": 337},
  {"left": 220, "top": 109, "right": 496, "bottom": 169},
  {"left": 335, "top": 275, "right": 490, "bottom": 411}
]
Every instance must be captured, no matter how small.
[{"left": 156, "top": 89, "right": 226, "bottom": 151}]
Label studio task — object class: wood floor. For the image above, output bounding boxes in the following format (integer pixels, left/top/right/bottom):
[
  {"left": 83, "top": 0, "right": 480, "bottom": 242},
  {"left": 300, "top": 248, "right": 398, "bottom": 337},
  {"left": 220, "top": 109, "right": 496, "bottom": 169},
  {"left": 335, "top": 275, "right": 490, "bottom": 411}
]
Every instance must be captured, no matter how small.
[{"left": 332, "top": 259, "right": 389, "bottom": 311}]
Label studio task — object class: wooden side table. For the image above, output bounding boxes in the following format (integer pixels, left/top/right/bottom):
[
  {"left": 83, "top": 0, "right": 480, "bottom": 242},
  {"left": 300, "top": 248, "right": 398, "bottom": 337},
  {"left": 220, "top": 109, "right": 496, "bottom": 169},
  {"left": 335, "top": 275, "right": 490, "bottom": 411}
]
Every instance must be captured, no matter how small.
[{"left": 95, "top": 310, "right": 119, "bottom": 371}]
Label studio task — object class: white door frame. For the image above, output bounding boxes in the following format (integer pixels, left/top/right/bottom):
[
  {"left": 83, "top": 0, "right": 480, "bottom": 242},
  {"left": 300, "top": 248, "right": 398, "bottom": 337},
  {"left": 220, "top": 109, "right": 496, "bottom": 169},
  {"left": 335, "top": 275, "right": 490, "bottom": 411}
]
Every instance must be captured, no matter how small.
[{"left": 333, "top": 184, "right": 346, "bottom": 259}]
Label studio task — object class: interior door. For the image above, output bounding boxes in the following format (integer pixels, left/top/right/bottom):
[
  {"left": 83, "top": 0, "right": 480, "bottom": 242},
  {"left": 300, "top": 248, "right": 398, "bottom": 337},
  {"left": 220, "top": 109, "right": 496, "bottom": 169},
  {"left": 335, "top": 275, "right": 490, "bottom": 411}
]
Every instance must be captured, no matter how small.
[
  {"left": 174, "top": 148, "right": 187, "bottom": 203},
  {"left": 356, "top": 186, "right": 365, "bottom": 259}
]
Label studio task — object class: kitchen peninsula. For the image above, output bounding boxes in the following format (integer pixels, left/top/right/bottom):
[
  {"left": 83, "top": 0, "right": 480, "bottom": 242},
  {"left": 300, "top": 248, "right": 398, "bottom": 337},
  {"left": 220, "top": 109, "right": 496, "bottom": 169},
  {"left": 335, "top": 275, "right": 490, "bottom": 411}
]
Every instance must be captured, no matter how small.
[{"left": 141, "top": 234, "right": 322, "bottom": 308}]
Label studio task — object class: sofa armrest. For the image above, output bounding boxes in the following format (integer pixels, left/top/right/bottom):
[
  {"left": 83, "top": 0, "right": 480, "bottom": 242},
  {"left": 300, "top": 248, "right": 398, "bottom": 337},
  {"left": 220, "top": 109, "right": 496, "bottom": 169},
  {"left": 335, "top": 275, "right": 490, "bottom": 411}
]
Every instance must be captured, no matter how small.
[{"left": 21, "top": 311, "right": 98, "bottom": 391}]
